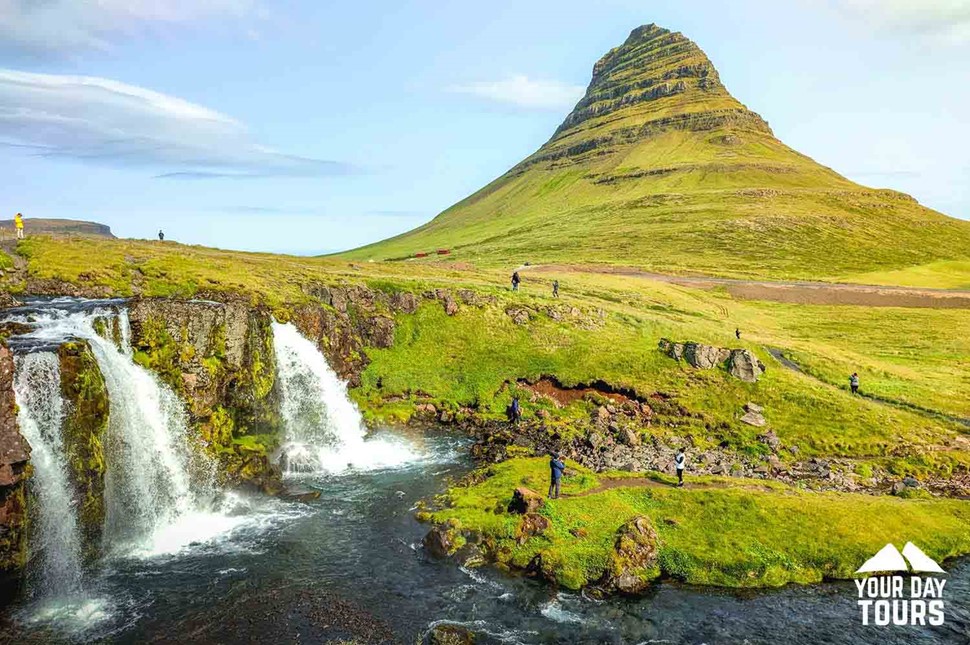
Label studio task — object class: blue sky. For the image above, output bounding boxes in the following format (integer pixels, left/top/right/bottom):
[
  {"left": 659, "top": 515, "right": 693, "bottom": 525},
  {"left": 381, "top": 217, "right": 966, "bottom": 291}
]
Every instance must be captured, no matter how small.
[{"left": 1, "top": 0, "right": 968, "bottom": 254}]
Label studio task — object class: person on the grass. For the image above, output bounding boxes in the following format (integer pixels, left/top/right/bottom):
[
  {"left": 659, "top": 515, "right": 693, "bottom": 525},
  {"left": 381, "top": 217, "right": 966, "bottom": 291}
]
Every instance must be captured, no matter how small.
[
  {"left": 850, "top": 372, "right": 860, "bottom": 394},
  {"left": 14, "top": 213, "right": 24, "bottom": 240},
  {"left": 511, "top": 271, "right": 521, "bottom": 291},
  {"left": 675, "top": 447, "right": 686, "bottom": 487},
  {"left": 552, "top": 280, "right": 559, "bottom": 298},
  {"left": 508, "top": 396, "right": 522, "bottom": 425},
  {"left": 549, "top": 453, "right": 566, "bottom": 499}
]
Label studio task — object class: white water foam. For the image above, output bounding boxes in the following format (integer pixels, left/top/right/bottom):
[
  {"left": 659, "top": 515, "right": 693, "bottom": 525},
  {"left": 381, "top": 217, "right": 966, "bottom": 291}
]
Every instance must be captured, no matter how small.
[{"left": 271, "top": 321, "right": 420, "bottom": 473}]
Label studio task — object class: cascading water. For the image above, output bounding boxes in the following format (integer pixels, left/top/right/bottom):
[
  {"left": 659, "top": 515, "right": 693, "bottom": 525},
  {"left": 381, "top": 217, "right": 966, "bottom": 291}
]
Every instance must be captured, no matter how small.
[
  {"left": 8, "top": 303, "right": 218, "bottom": 558},
  {"left": 271, "top": 321, "right": 418, "bottom": 473},
  {"left": 13, "top": 352, "right": 84, "bottom": 600}
]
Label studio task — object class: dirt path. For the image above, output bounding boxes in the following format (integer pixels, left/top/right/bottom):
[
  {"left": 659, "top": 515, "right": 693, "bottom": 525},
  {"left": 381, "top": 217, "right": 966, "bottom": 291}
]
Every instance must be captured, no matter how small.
[
  {"left": 766, "top": 347, "right": 970, "bottom": 428},
  {"left": 563, "top": 476, "right": 764, "bottom": 498},
  {"left": 524, "top": 264, "right": 970, "bottom": 309}
]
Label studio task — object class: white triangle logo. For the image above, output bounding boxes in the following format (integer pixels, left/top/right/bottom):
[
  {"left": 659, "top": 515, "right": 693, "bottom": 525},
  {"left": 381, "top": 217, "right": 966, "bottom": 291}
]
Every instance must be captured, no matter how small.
[
  {"left": 855, "top": 543, "right": 946, "bottom": 575},
  {"left": 856, "top": 543, "right": 909, "bottom": 574},
  {"left": 902, "top": 542, "right": 946, "bottom": 574}
]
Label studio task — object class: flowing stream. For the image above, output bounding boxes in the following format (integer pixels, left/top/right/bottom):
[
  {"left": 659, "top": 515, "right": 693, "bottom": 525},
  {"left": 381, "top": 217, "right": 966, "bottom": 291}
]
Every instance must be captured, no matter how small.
[{"left": 1, "top": 300, "right": 967, "bottom": 644}]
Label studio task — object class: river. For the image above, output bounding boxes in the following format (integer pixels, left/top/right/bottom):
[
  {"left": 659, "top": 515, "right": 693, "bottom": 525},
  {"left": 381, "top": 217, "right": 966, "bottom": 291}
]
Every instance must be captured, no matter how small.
[{"left": 1, "top": 430, "right": 966, "bottom": 644}]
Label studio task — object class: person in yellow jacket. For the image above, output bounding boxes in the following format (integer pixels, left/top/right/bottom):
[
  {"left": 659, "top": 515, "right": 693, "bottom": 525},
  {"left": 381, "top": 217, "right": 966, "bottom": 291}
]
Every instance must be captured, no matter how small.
[{"left": 13, "top": 213, "right": 24, "bottom": 240}]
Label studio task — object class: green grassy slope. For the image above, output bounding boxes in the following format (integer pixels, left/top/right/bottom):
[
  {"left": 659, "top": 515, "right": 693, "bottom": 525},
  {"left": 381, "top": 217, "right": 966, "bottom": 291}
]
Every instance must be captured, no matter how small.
[
  {"left": 11, "top": 236, "right": 970, "bottom": 476},
  {"left": 343, "top": 24, "right": 970, "bottom": 281},
  {"left": 424, "top": 458, "right": 970, "bottom": 589}
]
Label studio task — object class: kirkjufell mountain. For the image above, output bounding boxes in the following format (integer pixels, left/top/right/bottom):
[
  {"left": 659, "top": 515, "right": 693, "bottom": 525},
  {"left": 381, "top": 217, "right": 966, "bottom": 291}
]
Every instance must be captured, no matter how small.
[{"left": 346, "top": 24, "right": 970, "bottom": 280}]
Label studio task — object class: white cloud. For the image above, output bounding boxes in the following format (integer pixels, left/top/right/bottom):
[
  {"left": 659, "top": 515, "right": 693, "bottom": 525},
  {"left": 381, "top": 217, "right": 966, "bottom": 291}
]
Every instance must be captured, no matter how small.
[
  {"left": 827, "top": 0, "right": 970, "bottom": 42},
  {"left": 449, "top": 75, "right": 585, "bottom": 111},
  {"left": 0, "top": 69, "right": 350, "bottom": 179},
  {"left": 0, "top": 0, "right": 262, "bottom": 55}
]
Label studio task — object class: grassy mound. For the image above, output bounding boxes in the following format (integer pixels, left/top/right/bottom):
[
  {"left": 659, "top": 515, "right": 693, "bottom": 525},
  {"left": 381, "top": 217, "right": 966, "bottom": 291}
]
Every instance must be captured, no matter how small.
[{"left": 423, "top": 458, "right": 970, "bottom": 589}]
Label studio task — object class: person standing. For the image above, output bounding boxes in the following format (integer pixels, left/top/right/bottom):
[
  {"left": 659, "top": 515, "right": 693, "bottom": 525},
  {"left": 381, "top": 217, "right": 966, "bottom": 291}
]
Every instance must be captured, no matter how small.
[
  {"left": 14, "top": 213, "right": 24, "bottom": 240},
  {"left": 158, "top": 229, "right": 165, "bottom": 241},
  {"left": 735, "top": 328, "right": 741, "bottom": 340},
  {"left": 850, "top": 372, "right": 860, "bottom": 395},
  {"left": 509, "top": 396, "right": 522, "bottom": 425},
  {"left": 675, "top": 448, "right": 686, "bottom": 487},
  {"left": 552, "top": 280, "right": 559, "bottom": 298},
  {"left": 549, "top": 453, "right": 566, "bottom": 499},
  {"left": 511, "top": 271, "right": 521, "bottom": 292}
]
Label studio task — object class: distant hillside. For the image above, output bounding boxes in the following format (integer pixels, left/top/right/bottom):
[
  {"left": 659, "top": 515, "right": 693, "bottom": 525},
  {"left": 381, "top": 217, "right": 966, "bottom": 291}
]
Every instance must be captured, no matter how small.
[
  {"left": 344, "top": 24, "right": 970, "bottom": 281},
  {"left": 0, "top": 218, "right": 114, "bottom": 239}
]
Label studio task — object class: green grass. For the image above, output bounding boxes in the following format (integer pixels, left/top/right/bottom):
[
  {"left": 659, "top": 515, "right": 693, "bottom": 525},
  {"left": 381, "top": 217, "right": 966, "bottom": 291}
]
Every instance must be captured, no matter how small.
[
  {"left": 341, "top": 27, "right": 970, "bottom": 283},
  {"left": 427, "top": 457, "right": 970, "bottom": 589},
  {"left": 13, "top": 235, "right": 970, "bottom": 476}
]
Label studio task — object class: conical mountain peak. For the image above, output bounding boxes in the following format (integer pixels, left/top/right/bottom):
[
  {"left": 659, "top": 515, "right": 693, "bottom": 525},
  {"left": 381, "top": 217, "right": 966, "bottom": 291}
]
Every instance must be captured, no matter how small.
[
  {"left": 535, "top": 24, "right": 772, "bottom": 170},
  {"left": 344, "top": 24, "right": 970, "bottom": 281}
]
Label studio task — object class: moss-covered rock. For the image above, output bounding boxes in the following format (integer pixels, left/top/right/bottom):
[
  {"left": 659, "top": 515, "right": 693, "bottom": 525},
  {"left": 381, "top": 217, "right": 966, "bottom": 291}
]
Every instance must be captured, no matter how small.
[{"left": 58, "top": 340, "right": 109, "bottom": 560}]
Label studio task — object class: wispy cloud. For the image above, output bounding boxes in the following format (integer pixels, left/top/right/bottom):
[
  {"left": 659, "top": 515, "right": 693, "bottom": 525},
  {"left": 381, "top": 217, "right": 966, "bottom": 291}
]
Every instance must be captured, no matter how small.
[
  {"left": 826, "top": 0, "right": 970, "bottom": 42},
  {"left": 449, "top": 75, "right": 585, "bottom": 111},
  {"left": 0, "top": 0, "right": 263, "bottom": 56},
  {"left": 0, "top": 69, "right": 351, "bottom": 179}
]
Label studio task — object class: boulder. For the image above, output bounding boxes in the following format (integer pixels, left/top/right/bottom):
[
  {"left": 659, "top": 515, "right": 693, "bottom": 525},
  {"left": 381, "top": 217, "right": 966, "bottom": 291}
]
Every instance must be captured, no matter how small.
[
  {"left": 516, "top": 513, "right": 551, "bottom": 544},
  {"left": 506, "top": 307, "right": 530, "bottom": 325},
  {"left": 389, "top": 291, "right": 419, "bottom": 314},
  {"left": 728, "top": 349, "right": 766, "bottom": 383},
  {"left": 902, "top": 476, "right": 921, "bottom": 489},
  {"left": 619, "top": 427, "right": 641, "bottom": 447},
  {"left": 757, "top": 429, "right": 780, "bottom": 451},
  {"left": 507, "top": 487, "right": 544, "bottom": 514},
  {"left": 683, "top": 343, "right": 730, "bottom": 369},
  {"left": 426, "top": 624, "right": 476, "bottom": 645},
  {"left": 606, "top": 516, "right": 660, "bottom": 594},
  {"left": 741, "top": 411, "right": 767, "bottom": 427},
  {"left": 423, "top": 522, "right": 461, "bottom": 558},
  {"left": 442, "top": 295, "right": 459, "bottom": 316},
  {"left": 414, "top": 403, "right": 438, "bottom": 418},
  {"left": 744, "top": 402, "right": 764, "bottom": 414}
]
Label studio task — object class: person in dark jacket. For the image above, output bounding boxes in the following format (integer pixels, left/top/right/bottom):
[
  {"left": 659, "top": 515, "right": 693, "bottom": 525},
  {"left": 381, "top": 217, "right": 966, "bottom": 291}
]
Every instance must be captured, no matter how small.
[
  {"left": 549, "top": 453, "right": 566, "bottom": 498},
  {"left": 158, "top": 229, "right": 165, "bottom": 241},
  {"left": 507, "top": 396, "right": 522, "bottom": 425},
  {"left": 511, "top": 271, "right": 521, "bottom": 291},
  {"left": 735, "top": 328, "right": 741, "bottom": 340},
  {"left": 552, "top": 280, "right": 559, "bottom": 298}
]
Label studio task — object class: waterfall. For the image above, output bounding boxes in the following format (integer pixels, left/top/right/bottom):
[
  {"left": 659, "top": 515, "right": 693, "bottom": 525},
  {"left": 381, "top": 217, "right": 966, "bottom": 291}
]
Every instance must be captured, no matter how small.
[
  {"left": 13, "top": 352, "right": 84, "bottom": 599},
  {"left": 10, "top": 305, "right": 215, "bottom": 557},
  {"left": 86, "top": 328, "right": 206, "bottom": 553},
  {"left": 271, "top": 321, "right": 417, "bottom": 473}
]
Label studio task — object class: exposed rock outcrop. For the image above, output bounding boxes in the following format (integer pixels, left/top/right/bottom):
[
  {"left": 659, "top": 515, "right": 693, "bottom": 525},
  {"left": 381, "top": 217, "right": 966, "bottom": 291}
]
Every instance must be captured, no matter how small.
[
  {"left": 58, "top": 340, "right": 108, "bottom": 560},
  {"left": 604, "top": 516, "right": 660, "bottom": 593},
  {"left": 728, "top": 349, "right": 766, "bottom": 383},
  {"left": 0, "top": 343, "right": 29, "bottom": 574},
  {"left": 659, "top": 339, "right": 766, "bottom": 382},
  {"left": 508, "top": 487, "right": 544, "bottom": 514},
  {"left": 127, "top": 298, "right": 283, "bottom": 491}
]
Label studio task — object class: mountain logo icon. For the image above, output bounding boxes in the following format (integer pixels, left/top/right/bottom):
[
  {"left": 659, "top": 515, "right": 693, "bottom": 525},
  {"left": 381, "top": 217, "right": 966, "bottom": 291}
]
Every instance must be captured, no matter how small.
[{"left": 855, "top": 543, "right": 946, "bottom": 575}]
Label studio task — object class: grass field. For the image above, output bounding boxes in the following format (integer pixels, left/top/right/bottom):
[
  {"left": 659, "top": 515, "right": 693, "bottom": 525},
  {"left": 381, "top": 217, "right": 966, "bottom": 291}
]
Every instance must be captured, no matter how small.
[
  {"left": 12, "top": 235, "right": 970, "bottom": 478},
  {"left": 424, "top": 457, "right": 970, "bottom": 589}
]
